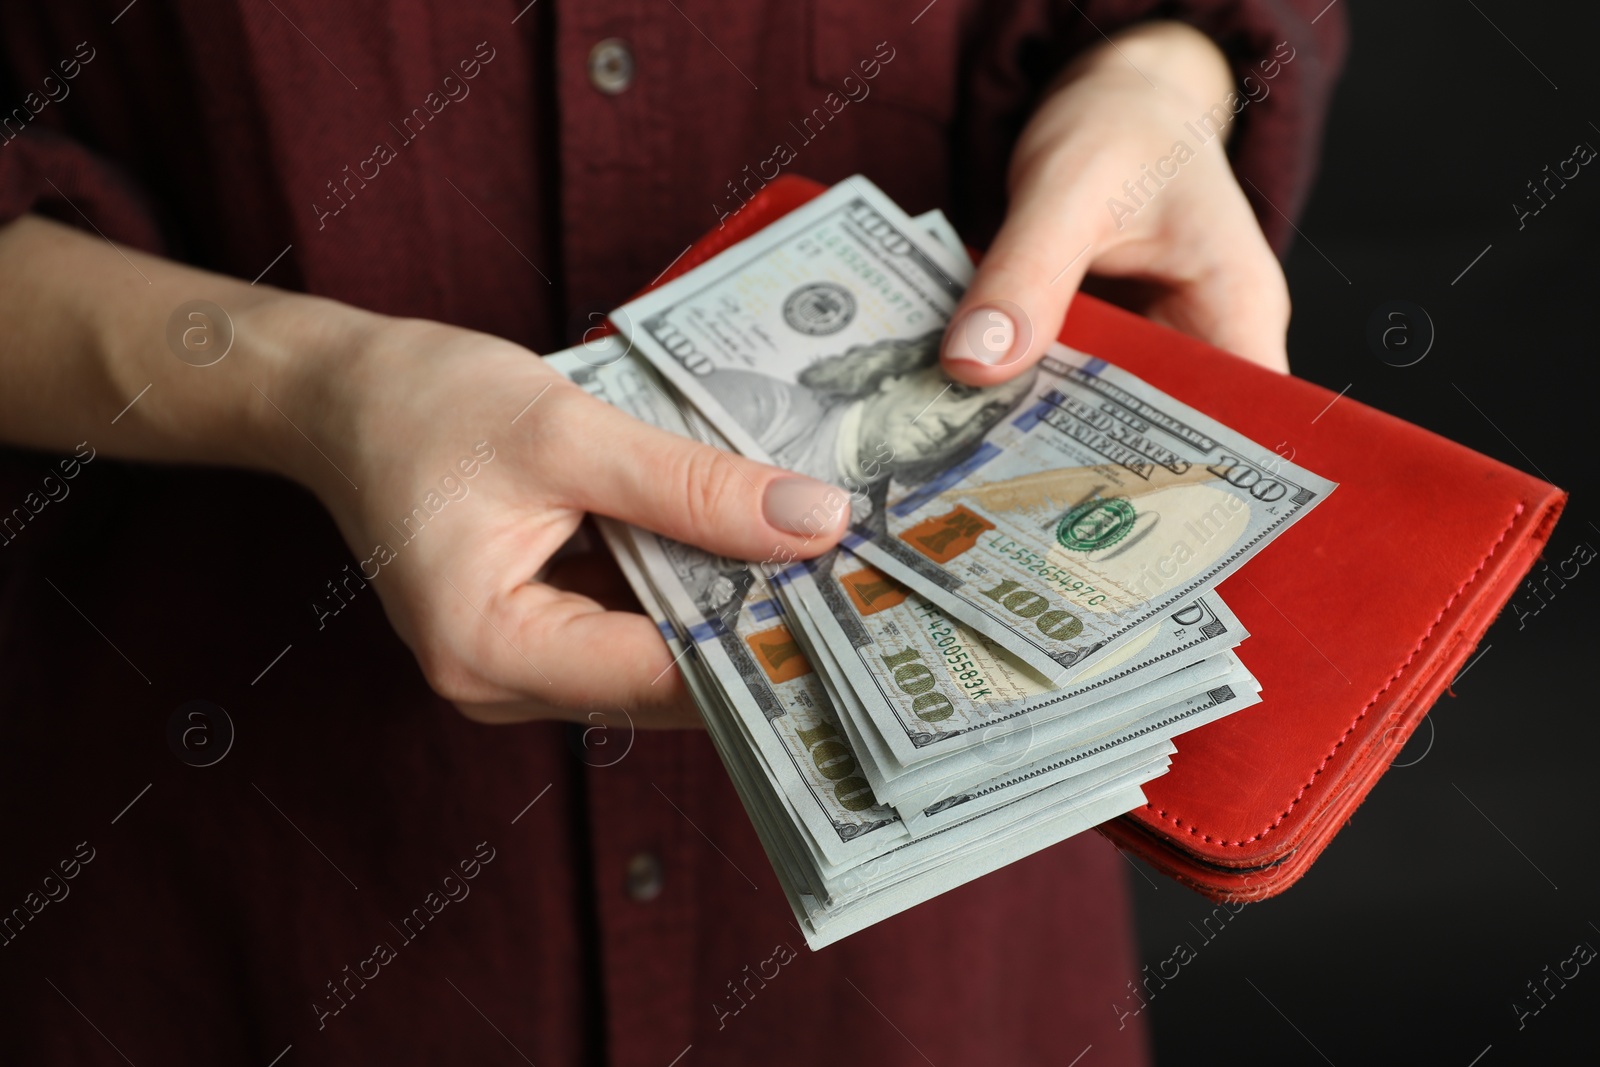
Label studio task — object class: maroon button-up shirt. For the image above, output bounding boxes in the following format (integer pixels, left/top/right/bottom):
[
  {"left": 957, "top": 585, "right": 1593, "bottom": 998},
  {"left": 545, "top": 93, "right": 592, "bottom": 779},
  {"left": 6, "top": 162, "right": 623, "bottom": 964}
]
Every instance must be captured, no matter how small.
[{"left": 0, "top": 3, "right": 1342, "bottom": 1064}]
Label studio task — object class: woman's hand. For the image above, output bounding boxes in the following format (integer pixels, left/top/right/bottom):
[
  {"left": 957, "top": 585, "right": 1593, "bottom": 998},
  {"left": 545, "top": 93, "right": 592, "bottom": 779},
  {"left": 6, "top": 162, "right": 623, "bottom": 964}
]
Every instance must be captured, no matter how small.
[
  {"left": 0, "top": 215, "right": 847, "bottom": 729},
  {"left": 278, "top": 318, "right": 849, "bottom": 728},
  {"left": 941, "top": 21, "right": 1291, "bottom": 382}
]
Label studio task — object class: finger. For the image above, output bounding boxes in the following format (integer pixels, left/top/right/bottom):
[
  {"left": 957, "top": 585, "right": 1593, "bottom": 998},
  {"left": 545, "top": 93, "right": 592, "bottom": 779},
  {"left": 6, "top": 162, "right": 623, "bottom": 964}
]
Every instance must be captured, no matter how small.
[
  {"left": 445, "top": 580, "right": 703, "bottom": 728},
  {"left": 940, "top": 188, "right": 1102, "bottom": 387},
  {"left": 1189, "top": 248, "right": 1291, "bottom": 374},
  {"left": 1137, "top": 232, "right": 1291, "bottom": 374},
  {"left": 540, "top": 385, "right": 850, "bottom": 562}
]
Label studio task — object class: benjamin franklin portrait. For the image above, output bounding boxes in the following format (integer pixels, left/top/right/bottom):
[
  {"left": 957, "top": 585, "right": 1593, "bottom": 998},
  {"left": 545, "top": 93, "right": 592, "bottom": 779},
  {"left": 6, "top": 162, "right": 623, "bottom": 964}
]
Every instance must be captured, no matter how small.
[{"left": 701, "top": 330, "right": 1037, "bottom": 528}]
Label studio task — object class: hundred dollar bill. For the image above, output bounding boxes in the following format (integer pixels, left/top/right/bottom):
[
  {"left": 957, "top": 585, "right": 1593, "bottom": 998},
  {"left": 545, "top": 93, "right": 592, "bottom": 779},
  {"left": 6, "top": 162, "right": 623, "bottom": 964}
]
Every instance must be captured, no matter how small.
[
  {"left": 798, "top": 600, "right": 1242, "bottom": 810},
  {"left": 614, "top": 174, "right": 971, "bottom": 470},
  {"left": 779, "top": 589, "right": 1196, "bottom": 839},
  {"left": 840, "top": 342, "right": 1336, "bottom": 679},
  {"left": 783, "top": 546, "right": 1247, "bottom": 767},
  {"left": 892, "top": 670, "right": 1272, "bottom": 837},
  {"left": 887, "top": 663, "right": 1258, "bottom": 820},
  {"left": 613, "top": 175, "right": 1336, "bottom": 679}
]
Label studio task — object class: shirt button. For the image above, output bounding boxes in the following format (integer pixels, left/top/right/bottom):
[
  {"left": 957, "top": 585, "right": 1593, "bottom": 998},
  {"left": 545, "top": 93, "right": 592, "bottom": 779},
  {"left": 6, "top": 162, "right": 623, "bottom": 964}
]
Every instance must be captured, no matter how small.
[
  {"left": 625, "top": 851, "right": 663, "bottom": 902},
  {"left": 588, "top": 38, "right": 635, "bottom": 95}
]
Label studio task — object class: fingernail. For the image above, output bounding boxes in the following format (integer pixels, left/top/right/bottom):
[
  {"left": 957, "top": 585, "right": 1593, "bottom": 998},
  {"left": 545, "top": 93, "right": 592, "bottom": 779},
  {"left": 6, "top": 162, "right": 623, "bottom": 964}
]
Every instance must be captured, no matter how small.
[
  {"left": 763, "top": 476, "right": 848, "bottom": 537},
  {"left": 945, "top": 305, "right": 1021, "bottom": 366}
]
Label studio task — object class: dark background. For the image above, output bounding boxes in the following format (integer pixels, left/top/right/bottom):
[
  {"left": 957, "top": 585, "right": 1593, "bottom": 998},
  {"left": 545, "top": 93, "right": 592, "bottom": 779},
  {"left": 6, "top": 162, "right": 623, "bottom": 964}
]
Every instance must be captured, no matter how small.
[{"left": 1132, "top": 1, "right": 1600, "bottom": 1063}]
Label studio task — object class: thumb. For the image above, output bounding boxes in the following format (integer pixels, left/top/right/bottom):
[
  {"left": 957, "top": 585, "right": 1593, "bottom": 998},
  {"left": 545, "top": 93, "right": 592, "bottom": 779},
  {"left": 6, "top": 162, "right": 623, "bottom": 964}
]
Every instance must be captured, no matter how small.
[
  {"left": 941, "top": 193, "right": 1101, "bottom": 387},
  {"left": 547, "top": 386, "right": 850, "bottom": 562}
]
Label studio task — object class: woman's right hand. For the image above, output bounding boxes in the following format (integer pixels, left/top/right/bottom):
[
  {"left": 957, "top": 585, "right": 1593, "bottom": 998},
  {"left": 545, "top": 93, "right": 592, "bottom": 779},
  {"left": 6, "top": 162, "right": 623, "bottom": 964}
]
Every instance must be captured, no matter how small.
[{"left": 273, "top": 314, "right": 849, "bottom": 728}]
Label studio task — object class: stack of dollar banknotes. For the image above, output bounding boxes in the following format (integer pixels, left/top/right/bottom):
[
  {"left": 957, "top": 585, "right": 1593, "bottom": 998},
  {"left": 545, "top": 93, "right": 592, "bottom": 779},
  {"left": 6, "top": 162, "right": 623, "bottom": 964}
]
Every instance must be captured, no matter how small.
[{"left": 545, "top": 177, "right": 1335, "bottom": 949}]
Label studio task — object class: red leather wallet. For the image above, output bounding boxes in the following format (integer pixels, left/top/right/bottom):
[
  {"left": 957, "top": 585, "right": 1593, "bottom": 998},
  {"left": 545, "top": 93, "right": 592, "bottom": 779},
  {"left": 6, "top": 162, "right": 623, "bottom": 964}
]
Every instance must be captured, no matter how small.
[{"left": 629, "top": 175, "right": 1567, "bottom": 902}]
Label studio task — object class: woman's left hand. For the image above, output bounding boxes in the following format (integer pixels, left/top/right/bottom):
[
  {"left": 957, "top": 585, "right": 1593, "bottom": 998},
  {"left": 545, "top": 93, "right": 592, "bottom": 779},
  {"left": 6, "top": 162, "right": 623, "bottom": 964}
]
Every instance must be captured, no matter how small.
[{"left": 940, "top": 21, "right": 1291, "bottom": 383}]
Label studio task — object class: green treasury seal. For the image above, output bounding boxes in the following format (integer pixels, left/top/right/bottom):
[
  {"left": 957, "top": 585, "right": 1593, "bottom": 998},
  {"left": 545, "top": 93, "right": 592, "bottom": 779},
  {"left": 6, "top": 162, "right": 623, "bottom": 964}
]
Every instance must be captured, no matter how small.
[{"left": 1057, "top": 497, "right": 1137, "bottom": 552}]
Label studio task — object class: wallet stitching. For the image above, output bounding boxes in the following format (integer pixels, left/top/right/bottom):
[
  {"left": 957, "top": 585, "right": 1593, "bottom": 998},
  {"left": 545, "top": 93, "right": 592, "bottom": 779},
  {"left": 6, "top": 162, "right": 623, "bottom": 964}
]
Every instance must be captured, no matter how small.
[{"left": 1144, "top": 501, "right": 1526, "bottom": 847}]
